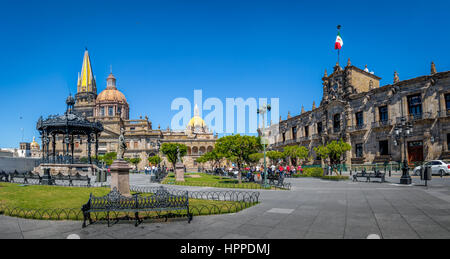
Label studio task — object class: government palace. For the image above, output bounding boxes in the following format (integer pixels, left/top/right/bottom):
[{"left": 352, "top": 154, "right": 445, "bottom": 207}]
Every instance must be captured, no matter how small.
[
  {"left": 263, "top": 59, "right": 450, "bottom": 165},
  {"left": 26, "top": 50, "right": 217, "bottom": 171}
]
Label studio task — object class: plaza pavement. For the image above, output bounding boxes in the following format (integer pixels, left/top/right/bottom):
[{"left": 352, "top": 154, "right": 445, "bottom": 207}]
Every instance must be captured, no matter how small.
[{"left": 1, "top": 174, "right": 450, "bottom": 239}]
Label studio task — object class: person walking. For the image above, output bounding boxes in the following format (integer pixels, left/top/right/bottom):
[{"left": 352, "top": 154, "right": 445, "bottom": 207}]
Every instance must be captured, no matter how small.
[{"left": 297, "top": 165, "right": 303, "bottom": 175}]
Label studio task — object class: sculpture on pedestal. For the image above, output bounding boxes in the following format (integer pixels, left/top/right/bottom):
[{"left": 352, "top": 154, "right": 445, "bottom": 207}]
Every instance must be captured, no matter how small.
[
  {"left": 110, "top": 128, "right": 131, "bottom": 196},
  {"left": 175, "top": 145, "right": 185, "bottom": 182},
  {"left": 118, "top": 128, "right": 127, "bottom": 160}
]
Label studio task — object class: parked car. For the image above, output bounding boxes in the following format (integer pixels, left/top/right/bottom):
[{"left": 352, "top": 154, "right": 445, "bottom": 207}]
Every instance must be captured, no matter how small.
[{"left": 413, "top": 160, "right": 450, "bottom": 176}]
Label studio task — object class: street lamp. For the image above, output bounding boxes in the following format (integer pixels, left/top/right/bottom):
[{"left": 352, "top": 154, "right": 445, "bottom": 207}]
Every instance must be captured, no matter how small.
[
  {"left": 257, "top": 104, "right": 271, "bottom": 187},
  {"left": 393, "top": 117, "right": 413, "bottom": 185}
]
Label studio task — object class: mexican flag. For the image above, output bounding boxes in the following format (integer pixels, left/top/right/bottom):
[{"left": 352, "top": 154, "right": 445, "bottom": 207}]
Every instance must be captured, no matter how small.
[{"left": 335, "top": 32, "right": 343, "bottom": 50}]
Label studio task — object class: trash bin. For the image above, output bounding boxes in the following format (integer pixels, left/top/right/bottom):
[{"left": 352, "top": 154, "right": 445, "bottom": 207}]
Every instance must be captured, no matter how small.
[
  {"left": 421, "top": 166, "right": 432, "bottom": 181},
  {"left": 101, "top": 170, "right": 107, "bottom": 182},
  {"left": 421, "top": 165, "right": 432, "bottom": 186}
]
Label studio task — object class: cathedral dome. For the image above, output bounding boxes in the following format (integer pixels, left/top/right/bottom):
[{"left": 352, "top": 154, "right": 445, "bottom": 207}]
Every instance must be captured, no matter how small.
[
  {"left": 96, "top": 73, "right": 127, "bottom": 104},
  {"left": 30, "top": 136, "right": 40, "bottom": 150},
  {"left": 97, "top": 88, "right": 127, "bottom": 103},
  {"left": 188, "top": 116, "right": 206, "bottom": 128},
  {"left": 186, "top": 104, "right": 209, "bottom": 133}
]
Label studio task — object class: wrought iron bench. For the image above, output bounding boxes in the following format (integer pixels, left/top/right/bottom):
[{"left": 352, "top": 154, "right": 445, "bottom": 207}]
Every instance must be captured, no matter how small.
[
  {"left": 69, "top": 173, "right": 91, "bottom": 186},
  {"left": 52, "top": 173, "right": 71, "bottom": 185},
  {"left": 266, "top": 172, "right": 290, "bottom": 189},
  {"left": 243, "top": 172, "right": 256, "bottom": 183},
  {"left": 81, "top": 186, "right": 192, "bottom": 228},
  {"left": 353, "top": 170, "right": 385, "bottom": 183},
  {"left": 0, "top": 171, "right": 9, "bottom": 182},
  {"left": 10, "top": 171, "right": 42, "bottom": 184}
]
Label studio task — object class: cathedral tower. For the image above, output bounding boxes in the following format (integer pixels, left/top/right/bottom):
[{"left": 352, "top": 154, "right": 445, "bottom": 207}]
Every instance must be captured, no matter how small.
[{"left": 74, "top": 49, "right": 97, "bottom": 118}]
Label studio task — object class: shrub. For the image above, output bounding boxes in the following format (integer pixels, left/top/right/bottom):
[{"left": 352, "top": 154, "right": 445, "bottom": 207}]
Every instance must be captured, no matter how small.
[
  {"left": 291, "top": 167, "right": 349, "bottom": 181},
  {"left": 303, "top": 167, "right": 323, "bottom": 177},
  {"left": 321, "top": 175, "right": 349, "bottom": 181}
]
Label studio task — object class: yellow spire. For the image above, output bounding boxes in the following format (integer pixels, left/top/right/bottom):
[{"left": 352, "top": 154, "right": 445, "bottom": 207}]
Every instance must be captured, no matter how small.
[{"left": 77, "top": 49, "right": 96, "bottom": 93}]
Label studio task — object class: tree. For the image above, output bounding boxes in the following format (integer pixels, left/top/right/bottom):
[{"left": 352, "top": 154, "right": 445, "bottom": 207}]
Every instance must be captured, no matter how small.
[
  {"left": 125, "top": 157, "right": 141, "bottom": 170},
  {"left": 283, "top": 146, "right": 309, "bottom": 166},
  {"left": 160, "top": 143, "right": 187, "bottom": 170},
  {"left": 249, "top": 153, "right": 264, "bottom": 167},
  {"left": 98, "top": 152, "right": 117, "bottom": 166},
  {"left": 148, "top": 155, "right": 162, "bottom": 166},
  {"left": 313, "top": 145, "right": 328, "bottom": 162},
  {"left": 297, "top": 146, "right": 310, "bottom": 165},
  {"left": 214, "top": 135, "right": 262, "bottom": 183},
  {"left": 266, "top": 150, "right": 284, "bottom": 165},
  {"left": 198, "top": 149, "right": 224, "bottom": 169},
  {"left": 313, "top": 139, "right": 351, "bottom": 174},
  {"left": 326, "top": 139, "right": 351, "bottom": 166}
]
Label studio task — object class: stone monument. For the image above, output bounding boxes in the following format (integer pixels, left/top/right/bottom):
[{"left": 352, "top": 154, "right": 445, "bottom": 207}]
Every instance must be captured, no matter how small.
[
  {"left": 110, "top": 128, "right": 131, "bottom": 196},
  {"left": 175, "top": 146, "right": 185, "bottom": 182}
]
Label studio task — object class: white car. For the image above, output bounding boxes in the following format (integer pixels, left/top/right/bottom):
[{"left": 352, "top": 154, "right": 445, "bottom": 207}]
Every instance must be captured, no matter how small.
[{"left": 413, "top": 160, "right": 450, "bottom": 176}]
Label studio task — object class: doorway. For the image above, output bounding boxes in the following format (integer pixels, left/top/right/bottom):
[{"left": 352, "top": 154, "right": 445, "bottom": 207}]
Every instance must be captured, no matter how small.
[{"left": 407, "top": 141, "right": 424, "bottom": 163}]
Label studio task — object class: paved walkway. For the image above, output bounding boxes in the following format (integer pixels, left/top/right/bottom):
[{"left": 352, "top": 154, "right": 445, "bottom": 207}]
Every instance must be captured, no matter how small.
[{"left": 1, "top": 175, "right": 450, "bottom": 239}]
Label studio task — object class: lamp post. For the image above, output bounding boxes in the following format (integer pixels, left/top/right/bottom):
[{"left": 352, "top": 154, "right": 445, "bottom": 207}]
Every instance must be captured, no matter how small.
[
  {"left": 393, "top": 117, "right": 413, "bottom": 185},
  {"left": 257, "top": 104, "right": 271, "bottom": 187}
]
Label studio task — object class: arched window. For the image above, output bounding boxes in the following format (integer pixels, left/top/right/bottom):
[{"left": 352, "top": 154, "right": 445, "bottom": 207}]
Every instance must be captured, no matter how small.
[{"left": 333, "top": 114, "right": 341, "bottom": 132}]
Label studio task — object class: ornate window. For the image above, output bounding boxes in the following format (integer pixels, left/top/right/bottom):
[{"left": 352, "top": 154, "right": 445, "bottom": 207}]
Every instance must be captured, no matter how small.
[
  {"left": 333, "top": 114, "right": 341, "bottom": 132},
  {"left": 407, "top": 94, "right": 422, "bottom": 118},
  {"left": 108, "top": 106, "right": 114, "bottom": 116},
  {"left": 100, "top": 107, "right": 105, "bottom": 116},
  {"left": 355, "top": 112, "right": 364, "bottom": 127},
  {"left": 379, "top": 106, "right": 388, "bottom": 122},
  {"left": 292, "top": 127, "right": 297, "bottom": 140},
  {"left": 355, "top": 143, "right": 363, "bottom": 158},
  {"left": 445, "top": 94, "right": 450, "bottom": 111},
  {"left": 317, "top": 122, "right": 323, "bottom": 135},
  {"left": 304, "top": 126, "right": 309, "bottom": 138}
]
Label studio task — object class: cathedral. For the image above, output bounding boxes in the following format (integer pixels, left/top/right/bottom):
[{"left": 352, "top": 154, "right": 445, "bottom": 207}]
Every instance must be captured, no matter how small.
[
  {"left": 47, "top": 49, "right": 217, "bottom": 171},
  {"left": 265, "top": 59, "right": 450, "bottom": 165}
]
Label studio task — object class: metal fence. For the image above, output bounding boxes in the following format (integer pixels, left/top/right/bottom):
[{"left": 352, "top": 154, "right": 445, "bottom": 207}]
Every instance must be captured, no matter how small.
[
  {"left": 0, "top": 187, "right": 260, "bottom": 222},
  {"left": 197, "top": 170, "right": 291, "bottom": 190}
]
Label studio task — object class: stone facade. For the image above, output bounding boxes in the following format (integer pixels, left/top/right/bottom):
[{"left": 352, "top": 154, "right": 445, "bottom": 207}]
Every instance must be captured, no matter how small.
[{"left": 271, "top": 60, "right": 450, "bottom": 165}]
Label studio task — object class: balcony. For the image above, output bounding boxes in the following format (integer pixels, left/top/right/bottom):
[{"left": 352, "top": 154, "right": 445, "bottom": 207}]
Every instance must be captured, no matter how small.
[
  {"left": 351, "top": 157, "right": 365, "bottom": 164},
  {"left": 438, "top": 110, "right": 450, "bottom": 118},
  {"left": 372, "top": 120, "right": 392, "bottom": 128},
  {"left": 299, "top": 136, "right": 311, "bottom": 142},
  {"left": 310, "top": 134, "right": 322, "bottom": 140},
  {"left": 404, "top": 112, "right": 432, "bottom": 122},
  {"left": 348, "top": 124, "right": 367, "bottom": 132},
  {"left": 373, "top": 155, "right": 392, "bottom": 163}
]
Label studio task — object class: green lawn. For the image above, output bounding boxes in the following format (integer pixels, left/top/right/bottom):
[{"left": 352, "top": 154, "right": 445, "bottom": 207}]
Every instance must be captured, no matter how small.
[
  {"left": 162, "top": 172, "right": 275, "bottom": 189},
  {"left": 0, "top": 182, "right": 257, "bottom": 220}
]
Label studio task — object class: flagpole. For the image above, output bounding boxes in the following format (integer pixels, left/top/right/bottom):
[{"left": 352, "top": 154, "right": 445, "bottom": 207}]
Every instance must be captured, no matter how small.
[
  {"left": 338, "top": 49, "right": 340, "bottom": 65},
  {"left": 337, "top": 25, "right": 341, "bottom": 66}
]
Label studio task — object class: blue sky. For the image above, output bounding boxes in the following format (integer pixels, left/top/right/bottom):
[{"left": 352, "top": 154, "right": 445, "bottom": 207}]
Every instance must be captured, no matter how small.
[{"left": 0, "top": 0, "right": 449, "bottom": 147}]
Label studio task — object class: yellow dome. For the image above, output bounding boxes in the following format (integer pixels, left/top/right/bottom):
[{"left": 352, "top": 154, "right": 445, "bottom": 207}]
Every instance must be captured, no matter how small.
[
  {"left": 30, "top": 137, "right": 40, "bottom": 150},
  {"left": 97, "top": 88, "right": 127, "bottom": 103},
  {"left": 188, "top": 116, "right": 206, "bottom": 128}
]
